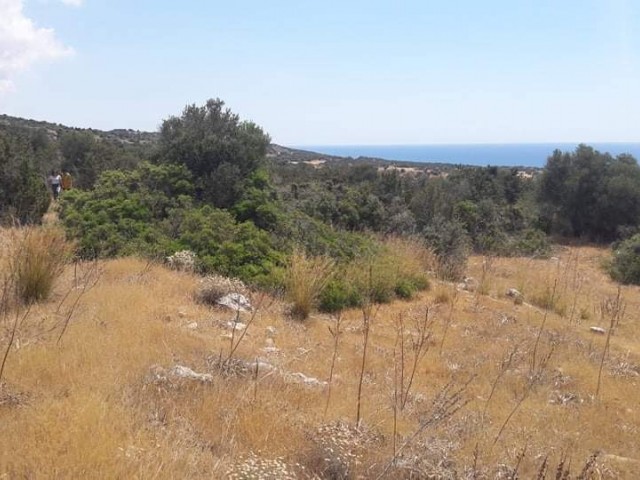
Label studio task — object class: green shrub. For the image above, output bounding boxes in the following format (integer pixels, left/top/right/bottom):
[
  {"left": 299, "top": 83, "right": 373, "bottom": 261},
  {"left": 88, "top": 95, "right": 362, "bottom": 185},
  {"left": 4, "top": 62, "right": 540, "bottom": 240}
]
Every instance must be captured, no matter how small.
[
  {"left": 510, "top": 229, "right": 551, "bottom": 257},
  {"left": 394, "top": 274, "right": 430, "bottom": 300},
  {"left": 609, "top": 234, "right": 640, "bottom": 285},
  {"left": 408, "top": 273, "right": 430, "bottom": 291},
  {"left": 370, "top": 279, "right": 395, "bottom": 304},
  {"left": 394, "top": 279, "right": 416, "bottom": 299},
  {"left": 423, "top": 217, "right": 470, "bottom": 281},
  {"left": 60, "top": 164, "right": 286, "bottom": 286},
  {"left": 318, "top": 279, "right": 363, "bottom": 313}
]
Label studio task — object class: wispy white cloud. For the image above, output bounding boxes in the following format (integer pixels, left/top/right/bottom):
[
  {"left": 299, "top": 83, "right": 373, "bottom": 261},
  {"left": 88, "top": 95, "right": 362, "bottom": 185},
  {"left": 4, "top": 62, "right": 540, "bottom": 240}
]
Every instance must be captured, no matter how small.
[
  {"left": 60, "top": 0, "right": 83, "bottom": 7},
  {"left": 0, "top": 0, "right": 74, "bottom": 93}
]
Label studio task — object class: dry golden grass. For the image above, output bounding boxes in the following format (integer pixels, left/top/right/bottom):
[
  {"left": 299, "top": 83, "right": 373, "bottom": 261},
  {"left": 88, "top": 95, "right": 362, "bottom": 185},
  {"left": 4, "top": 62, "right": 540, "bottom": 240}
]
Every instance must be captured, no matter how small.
[
  {"left": 3, "top": 226, "right": 73, "bottom": 306},
  {"left": 0, "top": 236, "right": 639, "bottom": 478},
  {"left": 285, "top": 248, "right": 334, "bottom": 319},
  {"left": 344, "top": 236, "right": 433, "bottom": 303}
]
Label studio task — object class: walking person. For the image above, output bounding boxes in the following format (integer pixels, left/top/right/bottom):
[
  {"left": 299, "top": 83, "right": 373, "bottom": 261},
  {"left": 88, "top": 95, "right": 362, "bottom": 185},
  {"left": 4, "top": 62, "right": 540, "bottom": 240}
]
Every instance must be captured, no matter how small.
[{"left": 47, "top": 170, "right": 62, "bottom": 200}]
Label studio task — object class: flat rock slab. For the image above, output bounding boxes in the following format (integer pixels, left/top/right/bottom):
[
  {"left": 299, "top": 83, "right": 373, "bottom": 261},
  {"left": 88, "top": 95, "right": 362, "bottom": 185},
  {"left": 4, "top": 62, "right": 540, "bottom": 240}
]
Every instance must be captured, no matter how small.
[{"left": 217, "top": 293, "right": 252, "bottom": 312}]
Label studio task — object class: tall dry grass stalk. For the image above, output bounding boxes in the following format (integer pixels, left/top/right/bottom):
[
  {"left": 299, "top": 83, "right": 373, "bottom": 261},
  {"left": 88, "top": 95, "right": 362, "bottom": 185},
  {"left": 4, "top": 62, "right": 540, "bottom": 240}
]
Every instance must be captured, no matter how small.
[
  {"left": 475, "top": 256, "right": 494, "bottom": 304},
  {"left": 595, "top": 287, "right": 626, "bottom": 399},
  {"left": 376, "top": 377, "right": 474, "bottom": 479},
  {"left": 396, "top": 306, "right": 434, "bottom": 410},
  {"left": 4, "top": 227, "right": 72, "bottom": 306},
  {"left": 285, "top": 249, "right": 334, "bottom": 320},
  {"left": 494, "top": 340, "right": 555, "bottom": 447},
  {"left": 531, "top": 278, "right": 557, "bottom": 374},
  {"left": 355, "top": 266, "right": 381, "bottom": 426},
  {"left": 439, "top": 285, "right": 459, "bottom": 356},
  {"left": 483, "top": 343, "right": 520, "bottom": 419},
  {"left": 356, "top": 299, "right": 374, "bottom": 426},
  {"left": 0, "top": 299, "right": 31, "bottom": 383},
  {"left": 227, "top": 294, "right": 265, "bottom": 361},
  {"left": 324, "top": 313, "right": 343, "bottom": 417}
]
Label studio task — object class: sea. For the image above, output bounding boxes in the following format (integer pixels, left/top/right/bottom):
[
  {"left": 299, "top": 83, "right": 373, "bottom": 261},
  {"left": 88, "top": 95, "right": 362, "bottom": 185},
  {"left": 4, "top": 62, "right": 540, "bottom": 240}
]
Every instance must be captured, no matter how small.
[{"left": 296, "top": 143, "right": 640, "bottom": 168}]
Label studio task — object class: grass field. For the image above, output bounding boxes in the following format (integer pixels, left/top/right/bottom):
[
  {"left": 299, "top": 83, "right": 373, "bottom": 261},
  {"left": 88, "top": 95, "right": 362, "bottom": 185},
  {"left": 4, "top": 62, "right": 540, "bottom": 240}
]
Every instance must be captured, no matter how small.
[{"left": 1, "top": 232, "right": 639, "bottom": 478}]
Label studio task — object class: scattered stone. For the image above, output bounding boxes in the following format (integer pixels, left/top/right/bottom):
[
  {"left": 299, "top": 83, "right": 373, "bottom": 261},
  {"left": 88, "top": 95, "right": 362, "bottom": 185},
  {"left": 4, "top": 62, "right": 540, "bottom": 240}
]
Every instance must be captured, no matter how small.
[
  {"left": 217, "top": 293, "right": 252, "bottom": 312},
  {"left": 458, "top": 277, "right": 478, "bottom": 292},
  {"left": 195, "top": 275, "right": 249, "bottom": 306},
  {"left": 498, "top": 313, "right": 517, "bottom": 325},
  {"left": 266, "top": 326, "right": 277, "bottom": 336},
  {"left": 249, "top": 360, "right": 276, "bottom": 372},
  {"left": 170, "top": 365, "right": 213, "bottom": 383},
  {"left": 506, "top": 288, "right": 524, "bottom": 305},
  {"left": 262, "top": 338, "right": 280, "bottom": 354},
  {"left": 209, "top": 356, "right": 276, "bottom": 377},
  {"left": 184, "top": 322, "right": 198, "bottom": 330},
  {"left": 177, "top": 310, "right": 187, "bottom": 318},
  {"left": 549, "top": 390, "right": 582, "bottom": 406},
  {"left": 146, "top": 365, "right": 213, "bottom": 384},
  {"left": 447, "top": 362, "right": 461, "bottom": 372},
  {"left": 224, "top": 320, "right": 247, "bottom": 331},
  {"left": 590, "top": 326, "right": 606, "bottom": 335},
  {"left": 285, "top": 372, "right": 328, "bottom": 388},
  {"left": 506, "top": 288, "right": 523, "bottom": 299}
]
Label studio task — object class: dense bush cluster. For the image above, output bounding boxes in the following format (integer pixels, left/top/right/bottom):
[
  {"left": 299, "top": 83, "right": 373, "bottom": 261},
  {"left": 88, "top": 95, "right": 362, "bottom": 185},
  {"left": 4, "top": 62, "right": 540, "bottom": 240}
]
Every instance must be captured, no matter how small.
[
  {"left": 0, "top": 129, "right": 51, "bottom": 224},
  {"left": 609, "top": 234, "right": 640, "bottom": 285}
]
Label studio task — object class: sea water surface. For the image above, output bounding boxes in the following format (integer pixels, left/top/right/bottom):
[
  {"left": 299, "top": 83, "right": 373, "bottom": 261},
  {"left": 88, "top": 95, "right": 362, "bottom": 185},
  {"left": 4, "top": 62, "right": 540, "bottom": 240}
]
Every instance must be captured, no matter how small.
[{"left": 297, "top": 143, "right": 640, "bottom": 168}]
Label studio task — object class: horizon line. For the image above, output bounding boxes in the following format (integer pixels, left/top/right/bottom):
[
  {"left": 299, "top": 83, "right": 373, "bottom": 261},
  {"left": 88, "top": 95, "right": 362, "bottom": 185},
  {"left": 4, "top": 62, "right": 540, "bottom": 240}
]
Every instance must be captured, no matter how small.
[{"left": 291, "top": 141, "right": 640, "bottom": 148}]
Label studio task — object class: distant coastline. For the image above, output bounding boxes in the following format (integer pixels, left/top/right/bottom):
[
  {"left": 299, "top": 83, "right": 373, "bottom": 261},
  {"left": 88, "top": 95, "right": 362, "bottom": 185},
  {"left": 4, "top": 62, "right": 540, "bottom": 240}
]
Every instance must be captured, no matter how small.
[{"left": 294, "top": 143, "right": 640, "bottom": 168}]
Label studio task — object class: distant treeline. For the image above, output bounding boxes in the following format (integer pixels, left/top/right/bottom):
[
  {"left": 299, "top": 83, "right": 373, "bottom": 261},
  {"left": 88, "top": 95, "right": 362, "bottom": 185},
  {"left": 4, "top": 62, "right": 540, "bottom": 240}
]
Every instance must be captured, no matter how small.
[{"left": 2, "top": 99, "right": 640, "bottom": 286}]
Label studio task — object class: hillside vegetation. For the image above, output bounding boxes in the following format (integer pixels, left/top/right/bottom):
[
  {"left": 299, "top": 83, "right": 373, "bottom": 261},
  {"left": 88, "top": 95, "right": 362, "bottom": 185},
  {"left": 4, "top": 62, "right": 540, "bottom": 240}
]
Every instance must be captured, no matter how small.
[
  {"left": 4, "top": 100, "right": 640, "bottom": 290},
  {"left": 2, "top": 100, "right": 640, "bottom": 477}
]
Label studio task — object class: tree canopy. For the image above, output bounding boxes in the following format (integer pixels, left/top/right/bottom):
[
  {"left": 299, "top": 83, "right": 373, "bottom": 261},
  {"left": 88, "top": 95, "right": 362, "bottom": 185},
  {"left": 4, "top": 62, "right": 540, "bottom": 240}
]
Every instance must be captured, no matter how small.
[
  {"left": 538, "top": 145, "right": 640, "bottom": 240},
  {"left": 157, "top": 98, "right": 271, "bottom": 208}
]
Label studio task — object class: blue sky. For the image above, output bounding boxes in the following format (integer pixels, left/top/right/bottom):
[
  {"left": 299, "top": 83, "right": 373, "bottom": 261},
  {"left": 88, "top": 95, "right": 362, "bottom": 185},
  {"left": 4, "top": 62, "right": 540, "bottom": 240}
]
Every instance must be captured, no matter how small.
[{"left": 0, "top": 0, "right": 638, "bottom": 145}]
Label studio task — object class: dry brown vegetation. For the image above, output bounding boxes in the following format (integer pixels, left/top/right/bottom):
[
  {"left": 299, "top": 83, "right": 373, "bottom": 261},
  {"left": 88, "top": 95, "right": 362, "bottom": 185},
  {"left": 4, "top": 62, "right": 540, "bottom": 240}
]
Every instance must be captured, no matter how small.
[{"left": 1, "top": 229, "right": 639, "bottom": 478}]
